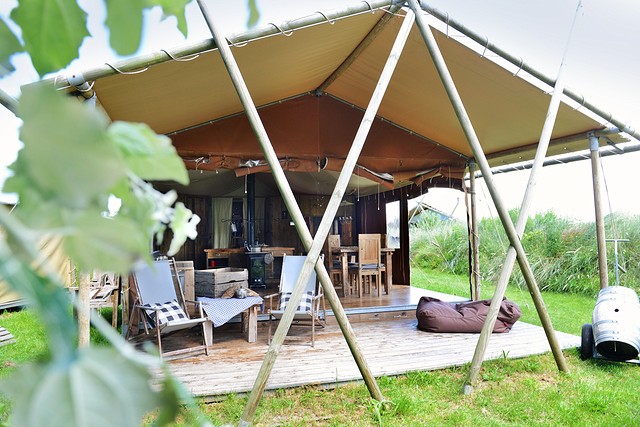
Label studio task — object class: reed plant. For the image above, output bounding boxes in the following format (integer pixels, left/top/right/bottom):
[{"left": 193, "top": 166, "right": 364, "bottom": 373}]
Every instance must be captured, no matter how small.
[{"left": 410, "top": 210, "right": 640, "bottom": 297}]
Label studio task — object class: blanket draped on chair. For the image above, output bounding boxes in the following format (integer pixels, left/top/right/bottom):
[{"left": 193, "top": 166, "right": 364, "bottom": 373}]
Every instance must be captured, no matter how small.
[{"left": 198, "top": 296, "right": 263, "bottom": 327}]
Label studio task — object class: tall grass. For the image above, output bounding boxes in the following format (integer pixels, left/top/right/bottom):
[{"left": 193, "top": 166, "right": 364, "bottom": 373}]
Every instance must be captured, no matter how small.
[{"left": 410, "top": 210, "right": 640, "bottom": 296}]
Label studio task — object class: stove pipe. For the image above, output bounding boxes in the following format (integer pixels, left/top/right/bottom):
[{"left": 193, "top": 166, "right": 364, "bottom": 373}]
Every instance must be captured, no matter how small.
[{"left": 247, "top": 174, "right": 255, "bottom": 245}]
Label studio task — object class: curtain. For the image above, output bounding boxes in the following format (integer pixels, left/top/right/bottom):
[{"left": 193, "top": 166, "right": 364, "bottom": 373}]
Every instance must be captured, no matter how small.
[{"left": 212, "top": 198, "right": 233, "bottom": 248}]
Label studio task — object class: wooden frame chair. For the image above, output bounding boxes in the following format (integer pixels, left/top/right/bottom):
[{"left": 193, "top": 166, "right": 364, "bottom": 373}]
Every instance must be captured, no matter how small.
[
  {"left": 265, "top": 255, "right": 326, "bottom": 347},
  {"left": 127, "top": 259, "right": 210, "bottom": 358},
  {"left": 348, "top": 234, "right": 383, "bottom": 297}
]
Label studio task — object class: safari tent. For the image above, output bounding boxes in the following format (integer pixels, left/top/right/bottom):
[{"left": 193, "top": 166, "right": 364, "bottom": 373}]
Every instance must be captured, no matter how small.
[{"left": 45, "top": 1, "right": 634, "bottom": 282}]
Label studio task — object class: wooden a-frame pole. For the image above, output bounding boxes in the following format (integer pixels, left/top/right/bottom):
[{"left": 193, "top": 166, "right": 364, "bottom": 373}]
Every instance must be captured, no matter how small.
[
  {"left": 195, "top": 2, "right": 415, "bottom": 425},
  {"left": 589, "top": 134, "right": 609, "bottom": 289},
  {"left": 463, "top": 1, "right": 582, "bottom": 392},
  {"left": 467, "top": 160, "right": 480, "bottom": 301},
  {"left": 406, "top": 0, "right": 569, "bottom": 374}
]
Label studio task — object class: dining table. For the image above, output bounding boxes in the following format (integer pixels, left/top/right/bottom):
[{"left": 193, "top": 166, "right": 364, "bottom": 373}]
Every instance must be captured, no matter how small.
[{"left": 333, "top": 246, "right": 394, "bottom": 296}]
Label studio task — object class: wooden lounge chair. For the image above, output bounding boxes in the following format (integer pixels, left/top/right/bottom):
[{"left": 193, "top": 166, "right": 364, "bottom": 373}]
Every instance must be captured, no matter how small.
[
  {"left": 265, "top": 255, "right": 326, "bottom": 347},
  {"left": 127, "top": 258, "right": 210, "bottom": 358}
]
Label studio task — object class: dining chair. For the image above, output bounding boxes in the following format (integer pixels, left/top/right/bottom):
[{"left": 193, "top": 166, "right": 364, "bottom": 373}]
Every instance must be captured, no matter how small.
[{"left": 348, "top": 234, "right": 383, "bottom": 298}]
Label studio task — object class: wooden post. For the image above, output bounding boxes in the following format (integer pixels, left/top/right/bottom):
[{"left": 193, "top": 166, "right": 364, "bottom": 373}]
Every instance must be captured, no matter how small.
[
  {"left": 463, "top": 1, "right": 582, "bottom": 392},
  {"left": 77, "top": 271, "right": 91, "bottom": 348},
  {"left": 406, "top": 0, "right": 568, "bottom": 377},
  {"left": 590, "top": 134, "right": 609, "bottom": 289},
  {"left": 468, "top": 161, "right": 480, "bottom": 300},
  {"left": 195, "top": 3, "right": 415, "bottom": 424}
]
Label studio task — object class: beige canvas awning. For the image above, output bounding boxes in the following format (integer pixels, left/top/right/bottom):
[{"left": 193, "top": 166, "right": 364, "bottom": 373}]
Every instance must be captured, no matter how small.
[{"left": 54, "top": 2, "right": 625, "bottom": 196}]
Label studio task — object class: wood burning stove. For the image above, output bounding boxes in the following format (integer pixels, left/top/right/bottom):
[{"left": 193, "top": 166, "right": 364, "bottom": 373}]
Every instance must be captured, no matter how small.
[{"left": 245, "top": 252, "right": 267, "bottom": 288}]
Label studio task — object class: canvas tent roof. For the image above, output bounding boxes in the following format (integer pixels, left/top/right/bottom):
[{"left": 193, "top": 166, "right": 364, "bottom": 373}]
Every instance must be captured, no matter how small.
[{"left": 53, "top": 1, "right": 628, "bottom": 197}]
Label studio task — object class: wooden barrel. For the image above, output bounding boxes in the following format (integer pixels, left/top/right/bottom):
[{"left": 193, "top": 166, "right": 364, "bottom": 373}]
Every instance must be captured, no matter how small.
[{"left": 592, "top": 286, "right": 640, "bottom": 361}]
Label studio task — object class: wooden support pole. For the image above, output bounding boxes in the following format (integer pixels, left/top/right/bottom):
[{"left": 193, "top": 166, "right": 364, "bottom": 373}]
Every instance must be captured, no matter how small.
[
  {"left": 590, "top": 134, "right": 609, "bottom": 289},
  {"left": 463, "top": 1, "right": 582, "bottom": 392},
  {"left": 195, "top": 3, "right": 414, "bottom": 425},
  {"left": 77, "top": 271, "right": 91, "bottom": 348},
  {"left": 407, "top": 0, "right": 568, "bottom": 378},
  {"left": 468, "top": 161, "right": 480, "bottom": 301}
]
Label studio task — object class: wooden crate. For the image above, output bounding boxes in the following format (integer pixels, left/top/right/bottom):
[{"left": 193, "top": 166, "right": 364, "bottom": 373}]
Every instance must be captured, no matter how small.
[{"left": 195, "top": 268, "right": 248, "bottom": 298}]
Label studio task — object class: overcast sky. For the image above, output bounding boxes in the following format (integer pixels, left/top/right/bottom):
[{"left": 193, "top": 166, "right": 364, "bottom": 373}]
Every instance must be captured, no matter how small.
[{"left": 1, "top": 0, "right": 639, "bottom": 221}]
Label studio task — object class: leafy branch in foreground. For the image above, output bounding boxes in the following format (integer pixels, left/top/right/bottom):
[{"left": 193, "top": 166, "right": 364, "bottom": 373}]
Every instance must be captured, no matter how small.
[
  {"left": 0, "top": 85, "right": 204, "bottom": 427},
  {"left": 0, "top": 1, "right": 260, "bottom": 425}
]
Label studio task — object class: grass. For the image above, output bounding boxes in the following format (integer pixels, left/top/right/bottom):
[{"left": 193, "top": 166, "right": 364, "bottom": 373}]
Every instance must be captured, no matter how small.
[
  {"left": 409, "top": 267, "right": 596, "bottom": 336},
  {"left": 194, "top": 351, "right": 640, "bottom": 427},
  {"left": 2, "top": 271, "right": 640, "bottom": 426},
  {"left": 0, "top": 308, "right": 48, "bottom": 371}
]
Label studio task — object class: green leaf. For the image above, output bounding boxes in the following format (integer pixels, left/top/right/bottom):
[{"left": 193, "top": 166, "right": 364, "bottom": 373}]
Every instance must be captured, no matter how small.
[
  {"left": 105, "top": 0, "right": 144, "bottom": 56},
  {"left": 109, "top": 177, "right": 159, "bottom": 238},
  {"left": 247, "top": 0, "right": 260, "bottom": 28},
  {"left": 1, "top": 347, "right": 169, "bottom": 427},
  {"left": 10, "top": 0, "right": 89, "bottom": 76},
  {"left": 9, "top": 85, "right": 126, "bottom": 211},
  {"left": 64, "top": 212, "right": 152, "bottom": 274},
  {"left": 108, "top": 121, "right": 189, "bottom": 185},
  {"left": 149, "top": 0, "right": 191, "bottom": 37},
  {"left": 0, "top": 237, "right": 76, "bottom": 362},
  {"left": 0, "top": 17, "right": 24, "bottom": 76}
]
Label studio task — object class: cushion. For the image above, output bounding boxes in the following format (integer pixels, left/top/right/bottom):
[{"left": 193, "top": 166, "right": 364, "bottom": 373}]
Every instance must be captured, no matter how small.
[
  {"left": 416, "top": 296, "right": 521, "bottom": 333},
  {"left": 279, "top": 291, "right": 314, "bottom": 312},
  {"left": 141, "top": 299, "right": 187, "bottom": 327}
]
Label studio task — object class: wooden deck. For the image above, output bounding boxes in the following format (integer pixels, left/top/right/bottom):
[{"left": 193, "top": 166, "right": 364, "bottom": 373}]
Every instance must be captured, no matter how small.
[{"left": 165, "top": 286, "right": 580, "bottom": 398}]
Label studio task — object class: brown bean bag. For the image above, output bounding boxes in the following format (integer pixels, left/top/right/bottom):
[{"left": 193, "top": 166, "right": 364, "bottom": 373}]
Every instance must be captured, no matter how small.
[{"left": 416, "top": 296, "right": 521, "bottom": 333}]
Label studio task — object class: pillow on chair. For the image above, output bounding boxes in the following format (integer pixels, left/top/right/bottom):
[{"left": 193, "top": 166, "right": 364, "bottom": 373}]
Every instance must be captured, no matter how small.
[
  {"left": 142, "top": 299, "right": 187, "bottom": 326},
  {"left": 279, "top": 291, "right": 314, "bottom": 312}
]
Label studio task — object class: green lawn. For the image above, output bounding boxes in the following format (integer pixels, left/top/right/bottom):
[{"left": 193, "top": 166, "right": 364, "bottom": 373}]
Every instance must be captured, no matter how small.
[
  {"left": 409, "top": 267, "right": 596, "bottom": 336},
  {"left": 2, "top": 271, "right": 639, "bottom": 426}
]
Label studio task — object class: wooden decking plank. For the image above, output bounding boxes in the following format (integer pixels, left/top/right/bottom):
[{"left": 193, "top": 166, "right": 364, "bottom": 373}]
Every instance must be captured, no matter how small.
[
  {"left": 167, "top": 318, "right": 579, "bottom": 397},
  {"left": 162, "top": 287, "right": 581, "bottom": 396}
]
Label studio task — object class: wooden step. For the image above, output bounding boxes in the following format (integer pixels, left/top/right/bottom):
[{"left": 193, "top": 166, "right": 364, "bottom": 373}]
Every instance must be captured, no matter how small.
[
  {"left": 326, "top": 305, "right": 416, "bottom": 325},
  {"left": 0, "top": 326, "right": 16, "bottom": 347}
]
